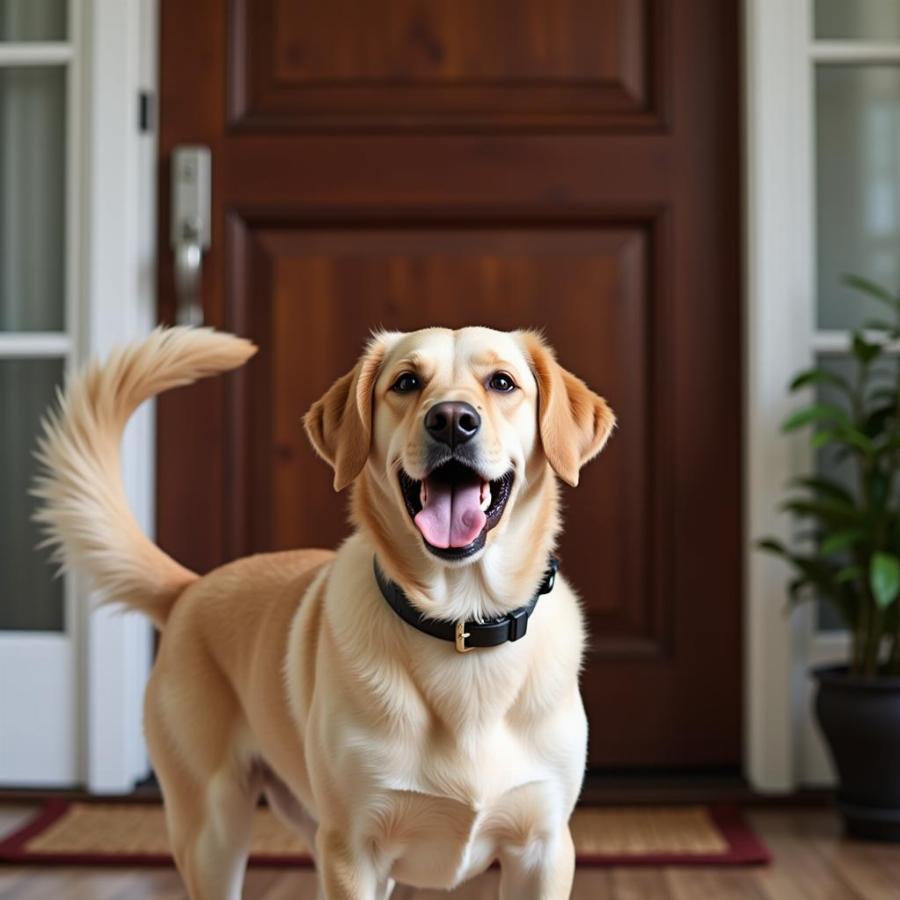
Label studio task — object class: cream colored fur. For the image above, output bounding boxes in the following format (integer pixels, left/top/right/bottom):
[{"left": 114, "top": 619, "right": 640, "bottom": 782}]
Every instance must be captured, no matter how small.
[
  {"left": 33, "top": 325, "right": 615, "bottom": 900},
  {"left": 33, "top": 327, "right": 256, "bottom": 627}
]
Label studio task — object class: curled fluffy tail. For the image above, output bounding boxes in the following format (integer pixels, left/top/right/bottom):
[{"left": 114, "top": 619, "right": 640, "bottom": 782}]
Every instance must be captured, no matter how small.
[{"left": 32, "top": 327, "right": 257, "bottom": 629}]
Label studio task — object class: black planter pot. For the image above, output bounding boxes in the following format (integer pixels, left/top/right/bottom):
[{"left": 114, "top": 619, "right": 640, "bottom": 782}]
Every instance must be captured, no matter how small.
[{"left": 814, "top": 665, "right": 900, "bottom": 841}]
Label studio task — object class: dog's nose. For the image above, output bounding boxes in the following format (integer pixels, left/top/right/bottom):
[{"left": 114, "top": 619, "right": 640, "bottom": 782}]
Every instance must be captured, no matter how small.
[{"left": 424, "top": 401, "right": 481, "bottom": 448}]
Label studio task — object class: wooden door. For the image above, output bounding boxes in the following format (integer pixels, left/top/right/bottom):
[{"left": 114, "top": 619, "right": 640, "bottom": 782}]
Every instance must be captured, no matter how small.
[{"left": 157, "top": 0, "right": 742, "bottom": 770}]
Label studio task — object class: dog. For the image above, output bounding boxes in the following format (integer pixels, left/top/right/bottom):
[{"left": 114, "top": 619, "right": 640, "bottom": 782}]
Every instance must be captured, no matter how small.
[{"left": 34, "top": 325, "right": 615, "bottom": 900}]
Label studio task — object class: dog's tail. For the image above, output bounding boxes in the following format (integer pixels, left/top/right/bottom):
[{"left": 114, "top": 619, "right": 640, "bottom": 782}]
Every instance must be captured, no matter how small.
[{"left": 32, "top": 327, "right": 257, "bottom": 629}]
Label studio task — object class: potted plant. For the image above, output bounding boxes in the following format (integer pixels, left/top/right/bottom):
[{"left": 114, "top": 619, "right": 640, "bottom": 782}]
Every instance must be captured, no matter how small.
[{"left": 760, "top": 275, "right": 900, "bottom": 841}]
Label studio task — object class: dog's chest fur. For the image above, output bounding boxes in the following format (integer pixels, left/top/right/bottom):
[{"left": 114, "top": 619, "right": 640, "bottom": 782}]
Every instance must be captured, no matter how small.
[
  {"left": 368, "top": 714, "right": 578, "bottom": 888},
  {"left": 280, "top": 535, "right": 586, "bottom": 889}
]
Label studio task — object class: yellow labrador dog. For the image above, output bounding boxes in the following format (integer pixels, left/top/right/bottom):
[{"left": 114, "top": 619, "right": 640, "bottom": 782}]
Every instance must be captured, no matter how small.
[{"left": 34, "top": 326, "right": 614, "bottom": 900}]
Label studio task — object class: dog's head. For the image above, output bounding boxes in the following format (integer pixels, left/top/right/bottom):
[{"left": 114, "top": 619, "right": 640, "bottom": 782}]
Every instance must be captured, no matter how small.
[{"left": 304, "top": 327, "right": 615, "bottom": 568}]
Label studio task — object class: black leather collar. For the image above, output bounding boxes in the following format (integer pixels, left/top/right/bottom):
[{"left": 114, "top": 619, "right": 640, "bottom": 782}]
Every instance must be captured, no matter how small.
[{"left": 373, "top": 556, "right": 559, "bottom": 653}]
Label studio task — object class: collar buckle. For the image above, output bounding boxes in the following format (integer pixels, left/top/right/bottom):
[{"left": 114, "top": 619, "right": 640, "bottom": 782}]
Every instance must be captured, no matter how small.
[{"left": 455, "top": 620, "right": 473, "bottom": 653}]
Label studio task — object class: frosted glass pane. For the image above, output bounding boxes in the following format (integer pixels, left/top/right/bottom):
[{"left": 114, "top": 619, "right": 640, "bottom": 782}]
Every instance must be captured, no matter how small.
[
  {"left": 816, "top": 66, "right": 900, "bottom": 330},
  {"left": 0, "top": 358, "right": 64, "bottom": 631},
  {"left": 0, "top": 0, "right": 66, "bottom": 41},
  {"left": 0, "top": 67, "right": 65, "bottom": 332},
  {"left": 816, "top": 0, "right": 900, "bottom": 42}
]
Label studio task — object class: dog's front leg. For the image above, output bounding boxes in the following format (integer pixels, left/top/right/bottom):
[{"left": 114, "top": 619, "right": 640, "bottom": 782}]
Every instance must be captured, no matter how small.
[
  {"left": 315, "top": 827, "right": 384, "bottom": 900},
  {"left": 498, "top": 825, "right": 576, "bottom": 900}
]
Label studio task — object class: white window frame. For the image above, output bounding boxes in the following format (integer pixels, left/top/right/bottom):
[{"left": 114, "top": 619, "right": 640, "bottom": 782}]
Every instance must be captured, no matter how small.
[
  {"left": 0, "top": 0, "right": 156, "bottom": 792},
  {"left": 744, "top": 0, "right": 900, "bottom": 790},
  {"left": 0, "top": 7, "right": 80, "bottom": 786}
]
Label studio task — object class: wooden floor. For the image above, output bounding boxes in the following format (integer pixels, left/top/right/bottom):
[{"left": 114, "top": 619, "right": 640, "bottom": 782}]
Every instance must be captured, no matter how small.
[{"left": 1, "top": 806, "right": 899, "bottom": 899}]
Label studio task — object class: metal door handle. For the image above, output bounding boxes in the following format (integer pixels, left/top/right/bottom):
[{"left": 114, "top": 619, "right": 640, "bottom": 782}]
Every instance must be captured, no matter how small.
[{"left": 171, "top": 146, "right": 211, "bottom": 326}]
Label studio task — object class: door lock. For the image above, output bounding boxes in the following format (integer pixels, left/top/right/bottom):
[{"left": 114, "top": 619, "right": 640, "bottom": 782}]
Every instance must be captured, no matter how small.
[{"left": 170, "top": 146, "right": 211, "bottom": 326}]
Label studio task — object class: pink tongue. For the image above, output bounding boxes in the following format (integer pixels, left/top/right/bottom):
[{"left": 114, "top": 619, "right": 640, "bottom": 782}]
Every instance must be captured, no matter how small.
[{"left": 414, "top": 478, "right": 486, "bottom": 549}]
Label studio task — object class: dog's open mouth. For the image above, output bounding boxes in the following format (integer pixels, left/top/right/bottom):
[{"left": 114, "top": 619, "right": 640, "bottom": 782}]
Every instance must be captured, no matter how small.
[{"left": 399, "top": 460, "right": 514, "bottom": 560}]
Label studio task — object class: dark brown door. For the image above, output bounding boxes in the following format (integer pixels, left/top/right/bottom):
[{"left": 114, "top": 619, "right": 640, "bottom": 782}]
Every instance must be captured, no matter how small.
[{"left": 158, "top": 0, "right": 742, "bottom": 770}]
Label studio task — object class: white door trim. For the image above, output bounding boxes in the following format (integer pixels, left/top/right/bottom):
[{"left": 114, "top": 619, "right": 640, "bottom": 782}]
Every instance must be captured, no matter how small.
[
  {"left": 78, "top": 0, "right": 158, "bottom": 793},
  {"left": 743, "top": 0, "right": 817, "bottom": 793}
]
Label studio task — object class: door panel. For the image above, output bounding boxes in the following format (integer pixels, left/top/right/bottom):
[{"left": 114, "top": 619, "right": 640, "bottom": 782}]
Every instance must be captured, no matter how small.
[
  {"left": 232, "top": 0, "right": 661, "bottom": 130},
  {"left": 231, "top": 222, "right": 652, "bottom": 644},
  {"left": 159, "top": 0, "right": 741, "bottom": 768}
]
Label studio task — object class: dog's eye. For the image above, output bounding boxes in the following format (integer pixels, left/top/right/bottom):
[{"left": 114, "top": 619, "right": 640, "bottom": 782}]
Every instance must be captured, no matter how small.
[
  {"left": 391, "top": 372, "right": 421, "bottom": 394},
  {"left": 488, "top": 372, "right": 516, "bottom": 393}
]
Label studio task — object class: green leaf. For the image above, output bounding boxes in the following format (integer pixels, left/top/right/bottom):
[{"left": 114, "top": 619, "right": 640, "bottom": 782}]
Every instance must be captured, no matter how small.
[
  {"left": 789, "top": 368, "right": 851, "bottom": 393},
  {"left": 757, "top": 538, "right": 787, "bottom": 556},
  {"left": 781, "top": 404, "right": 851, "bottom": 433},
  {"left": 836, "top": 564, "right": 863, "bottom": 584},
  {"left": 831, "top": 425, "right": 876, "bottom": 455},
  {"left": 844, "top": 274, "right": 900, "bottom": 309},
  {"left": 782, "top": 499, "right": 862, "bottom": 528},
  {"left": 820, "top": 530, "right": 867, "bottom": 555},
  {"left": 852, "top": 332, "right": 882, "bottom": 365},
  {"left": 863, "top": 403, "right": 896, "bottom": 439},
  {"left": 811, "top": 429, "right": 837, "bottom": 450},
  {"left": 870, "top": 552, "right": 900, "bottom": 609},
  {"left": 788, "top": 556, "right": 849, "bottom": 600},
  {"left": 790, "top": 476, "right": 855, "bottom": 506}
]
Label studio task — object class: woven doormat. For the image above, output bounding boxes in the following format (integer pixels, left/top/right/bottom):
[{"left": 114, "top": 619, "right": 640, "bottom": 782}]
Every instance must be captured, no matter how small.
[{"left": 0, "top": 800, "right": 768, "bottom": 868}]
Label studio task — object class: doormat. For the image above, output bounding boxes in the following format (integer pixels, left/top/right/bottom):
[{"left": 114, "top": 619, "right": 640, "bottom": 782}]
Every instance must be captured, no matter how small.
[{"left": 0, "top": 800, "right": 769, "bottom": 868}]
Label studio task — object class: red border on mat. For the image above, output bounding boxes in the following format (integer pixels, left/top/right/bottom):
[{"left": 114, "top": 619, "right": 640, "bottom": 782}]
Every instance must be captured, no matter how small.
[
  {"left": 574, "top": 806, "right": 770, "bottom": 867},
  {"left": 0, "top": 800, "right": 769, "bottom": 868}
]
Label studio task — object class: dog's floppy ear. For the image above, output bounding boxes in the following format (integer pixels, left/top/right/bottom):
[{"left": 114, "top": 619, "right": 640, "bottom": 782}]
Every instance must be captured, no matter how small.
[
  {"left": 520, "top": 331, "right": 616, "bottom": 487},
  {"left": 304, "top": 336, "right": 388, "bottom": 491}
]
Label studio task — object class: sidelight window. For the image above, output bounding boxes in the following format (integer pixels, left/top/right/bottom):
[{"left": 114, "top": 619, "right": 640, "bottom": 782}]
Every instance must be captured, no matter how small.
[{"left": 811, "top": 2, "right": 900, "bottom": 631}]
